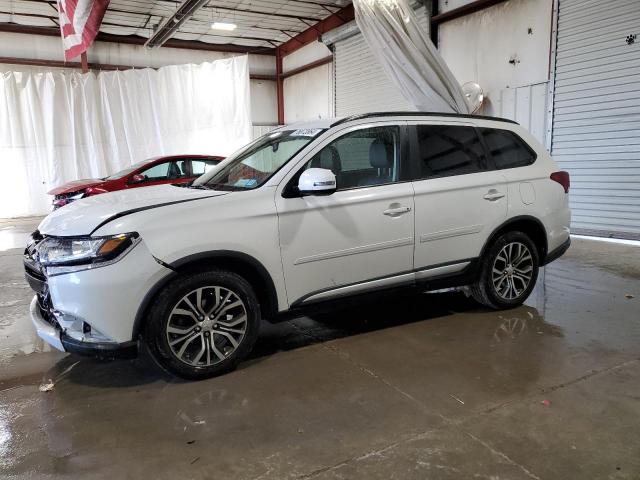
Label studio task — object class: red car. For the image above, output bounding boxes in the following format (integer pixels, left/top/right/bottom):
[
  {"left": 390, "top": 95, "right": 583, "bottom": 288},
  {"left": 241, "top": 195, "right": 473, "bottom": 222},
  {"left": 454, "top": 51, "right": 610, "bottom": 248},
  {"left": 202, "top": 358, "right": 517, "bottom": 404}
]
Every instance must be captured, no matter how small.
[{"left": 48, "top": 154, "right": 223, "bottom": 209}]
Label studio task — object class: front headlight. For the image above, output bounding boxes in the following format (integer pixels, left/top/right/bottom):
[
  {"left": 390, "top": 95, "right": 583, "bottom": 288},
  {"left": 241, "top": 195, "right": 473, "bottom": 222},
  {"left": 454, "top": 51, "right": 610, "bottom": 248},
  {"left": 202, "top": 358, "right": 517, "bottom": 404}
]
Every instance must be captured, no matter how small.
[{"left": 36, "top": 233, "right": 140, "bottom": 275}]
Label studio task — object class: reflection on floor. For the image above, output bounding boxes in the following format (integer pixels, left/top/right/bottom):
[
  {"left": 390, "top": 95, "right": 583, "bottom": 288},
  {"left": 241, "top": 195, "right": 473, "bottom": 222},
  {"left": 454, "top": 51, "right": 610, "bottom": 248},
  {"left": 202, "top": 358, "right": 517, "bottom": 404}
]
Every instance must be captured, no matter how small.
[{"left": 1, "top": 217, "right": 639, "bottom": 479}]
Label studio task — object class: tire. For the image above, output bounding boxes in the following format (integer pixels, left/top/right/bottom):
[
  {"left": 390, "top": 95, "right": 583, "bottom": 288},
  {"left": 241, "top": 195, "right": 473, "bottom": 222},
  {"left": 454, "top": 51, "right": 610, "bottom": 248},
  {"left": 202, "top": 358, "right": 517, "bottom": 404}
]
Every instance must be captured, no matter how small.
[
  {"left": 470, "top": 231, "right": 540, "bottom": 310},
  {"left": 144, "top": 269, "right": 260, "bottom": 380}
]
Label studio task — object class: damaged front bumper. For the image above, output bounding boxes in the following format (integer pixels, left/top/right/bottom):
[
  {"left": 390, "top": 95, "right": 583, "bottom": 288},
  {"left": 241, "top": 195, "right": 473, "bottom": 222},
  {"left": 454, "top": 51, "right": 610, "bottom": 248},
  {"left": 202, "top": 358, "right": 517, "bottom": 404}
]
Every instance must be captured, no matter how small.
[{"left": 29, "top": 295, "right": 138, "bottom": 360}]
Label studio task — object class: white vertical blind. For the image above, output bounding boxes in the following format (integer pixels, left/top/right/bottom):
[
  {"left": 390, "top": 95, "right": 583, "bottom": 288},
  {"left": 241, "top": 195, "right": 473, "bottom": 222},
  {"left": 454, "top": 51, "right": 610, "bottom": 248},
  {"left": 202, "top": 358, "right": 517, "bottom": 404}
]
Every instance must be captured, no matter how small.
[{"left": 0, "top": 56, "right": 252, "bottom": 217}]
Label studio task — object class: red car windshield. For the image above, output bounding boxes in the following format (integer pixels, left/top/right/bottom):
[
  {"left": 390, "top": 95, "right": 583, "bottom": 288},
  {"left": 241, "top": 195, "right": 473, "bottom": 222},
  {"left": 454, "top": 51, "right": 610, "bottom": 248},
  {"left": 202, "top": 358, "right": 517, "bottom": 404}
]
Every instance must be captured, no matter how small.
[{"left": 105, "top": 159, "right": 152, "bottom": 180}]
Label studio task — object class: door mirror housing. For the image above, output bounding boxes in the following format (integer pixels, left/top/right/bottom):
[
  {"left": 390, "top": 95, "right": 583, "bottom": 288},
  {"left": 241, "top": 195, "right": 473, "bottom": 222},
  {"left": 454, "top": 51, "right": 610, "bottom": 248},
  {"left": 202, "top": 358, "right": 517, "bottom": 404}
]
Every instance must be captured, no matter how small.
[
  {"left": 298, "top": 168, "right": 336, "bottom": 196},
  {"left": 130, "top": 174, "right": 146, "bottom": 184}
]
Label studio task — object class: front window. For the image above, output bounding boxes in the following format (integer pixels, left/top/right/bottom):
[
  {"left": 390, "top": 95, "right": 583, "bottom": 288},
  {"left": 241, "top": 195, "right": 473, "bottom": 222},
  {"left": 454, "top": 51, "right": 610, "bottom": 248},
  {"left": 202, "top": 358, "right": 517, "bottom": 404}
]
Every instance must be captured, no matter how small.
[
  {"left": 299, "top": 126, "right": 401, "bottom": 190},
  {"left": 105, "top": 159, "right": 153, "bottom": 180},
  {"left": 194, "top": 129, "right": 324, "bottom": 191}
]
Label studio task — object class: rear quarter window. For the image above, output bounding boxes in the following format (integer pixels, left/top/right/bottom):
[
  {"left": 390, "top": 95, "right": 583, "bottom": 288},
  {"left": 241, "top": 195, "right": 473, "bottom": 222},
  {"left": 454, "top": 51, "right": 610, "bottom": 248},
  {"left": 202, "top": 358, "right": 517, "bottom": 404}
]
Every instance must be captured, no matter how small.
[{"left": 480, "top": 128, "right": 537, "bottom": 169}]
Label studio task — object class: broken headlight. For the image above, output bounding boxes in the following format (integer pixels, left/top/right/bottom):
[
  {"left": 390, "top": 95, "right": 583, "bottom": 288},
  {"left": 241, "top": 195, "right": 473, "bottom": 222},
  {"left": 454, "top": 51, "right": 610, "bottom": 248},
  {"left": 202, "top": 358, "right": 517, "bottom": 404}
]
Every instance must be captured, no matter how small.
[{"left": 36, "top": 233, "right": 140, "bottom": 276}]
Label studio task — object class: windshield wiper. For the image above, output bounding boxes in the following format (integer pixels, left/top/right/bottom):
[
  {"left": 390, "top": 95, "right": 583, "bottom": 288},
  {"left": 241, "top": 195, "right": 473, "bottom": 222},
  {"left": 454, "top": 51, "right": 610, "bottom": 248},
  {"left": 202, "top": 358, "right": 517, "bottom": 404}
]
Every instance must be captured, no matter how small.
[
  {"left": 187, "top": 184, "right": 212, "bottom": 190},
  {"left": 203, "top": 184, "right": 246, "bottom": 191}
]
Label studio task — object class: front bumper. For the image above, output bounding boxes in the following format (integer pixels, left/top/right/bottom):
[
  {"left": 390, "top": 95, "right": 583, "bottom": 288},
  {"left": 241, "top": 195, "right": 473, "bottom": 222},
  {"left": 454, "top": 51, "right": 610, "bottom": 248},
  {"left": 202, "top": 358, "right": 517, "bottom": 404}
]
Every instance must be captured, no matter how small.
[
  {"left": 24, "top": 231, "right": 172, "bottom": 359},
  {"left": 29, "top": 296, "right": 138, "bottom": 359}
]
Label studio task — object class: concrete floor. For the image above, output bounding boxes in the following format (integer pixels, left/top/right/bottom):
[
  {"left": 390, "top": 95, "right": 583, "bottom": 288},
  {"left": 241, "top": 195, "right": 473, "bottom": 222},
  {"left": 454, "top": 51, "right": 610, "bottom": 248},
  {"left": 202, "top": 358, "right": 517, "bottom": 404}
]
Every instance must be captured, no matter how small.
[{"left": 1, "top": 217, "right": 639, "bottom": 479}]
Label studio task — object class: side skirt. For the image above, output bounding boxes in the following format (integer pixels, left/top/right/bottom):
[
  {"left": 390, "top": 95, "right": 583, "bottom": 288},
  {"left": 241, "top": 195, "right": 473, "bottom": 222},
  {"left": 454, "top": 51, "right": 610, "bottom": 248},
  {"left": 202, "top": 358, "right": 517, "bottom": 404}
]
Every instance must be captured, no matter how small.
[{"left": 273, "top": 259, "right": 481, "bottom": 322}]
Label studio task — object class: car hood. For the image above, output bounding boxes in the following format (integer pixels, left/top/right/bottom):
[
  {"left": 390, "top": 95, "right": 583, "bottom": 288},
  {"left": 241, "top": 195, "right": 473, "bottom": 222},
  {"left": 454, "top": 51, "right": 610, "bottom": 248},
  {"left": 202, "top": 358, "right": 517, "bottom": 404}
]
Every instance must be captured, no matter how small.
[
  {"left": 48, "top": 178, "right": 107, "bottom": 196},
  {"left": 39, "top": 185, "right": 226, "bottom": 236}
]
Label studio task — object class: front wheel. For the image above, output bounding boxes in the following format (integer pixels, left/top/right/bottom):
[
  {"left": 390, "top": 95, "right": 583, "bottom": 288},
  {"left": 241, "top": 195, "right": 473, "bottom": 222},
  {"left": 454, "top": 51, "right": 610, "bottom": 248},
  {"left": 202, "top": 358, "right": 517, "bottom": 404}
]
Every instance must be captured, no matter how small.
[
  {"left": 144, "top": 269, "right": 260, "bottom": 380},
  {"left": 470, "top": 231, "right": 539, "bottom": 309}
]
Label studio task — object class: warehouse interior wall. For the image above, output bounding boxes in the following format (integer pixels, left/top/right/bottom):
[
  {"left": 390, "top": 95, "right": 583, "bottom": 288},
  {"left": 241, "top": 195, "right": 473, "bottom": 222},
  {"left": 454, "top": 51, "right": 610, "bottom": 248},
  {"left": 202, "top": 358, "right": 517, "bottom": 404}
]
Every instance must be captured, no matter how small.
[
  {"left": 0, "top": 32, "right": 278, "bottom": 128},
  {"left": 282, "top": 42, "right": 334, "bottom": 123},
  {"left": 438, "top": 0, "right": 552, "bottom": 143}
]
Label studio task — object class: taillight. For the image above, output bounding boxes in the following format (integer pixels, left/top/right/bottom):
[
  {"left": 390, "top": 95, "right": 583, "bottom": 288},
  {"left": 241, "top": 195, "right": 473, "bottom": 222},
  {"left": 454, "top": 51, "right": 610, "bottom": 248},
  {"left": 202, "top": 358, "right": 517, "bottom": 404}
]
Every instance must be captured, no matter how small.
[{"left": 550, "top": 171, "right": 570, "bottom": 193}]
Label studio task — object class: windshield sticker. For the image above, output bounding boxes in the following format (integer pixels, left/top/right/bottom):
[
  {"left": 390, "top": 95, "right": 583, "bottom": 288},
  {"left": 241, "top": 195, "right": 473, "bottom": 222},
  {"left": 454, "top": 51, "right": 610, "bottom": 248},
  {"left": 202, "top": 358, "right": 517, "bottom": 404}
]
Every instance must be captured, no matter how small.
[
  {"left": 233, "top": 179, "right": 258, "bottom": 188},
  {"left": 291, "top": 128, "right": 323, "bottom": 137}
]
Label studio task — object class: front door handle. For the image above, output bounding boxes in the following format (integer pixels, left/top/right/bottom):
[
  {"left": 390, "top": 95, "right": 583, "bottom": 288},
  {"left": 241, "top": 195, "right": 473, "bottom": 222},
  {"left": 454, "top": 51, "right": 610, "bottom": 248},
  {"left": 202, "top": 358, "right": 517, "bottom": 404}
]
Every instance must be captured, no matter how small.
[
  {"left": 383, "top": 205, "right": 412, "bottom": 217},
  {"left": 483, "top": 189, "right": 505, "bottom": 201}
]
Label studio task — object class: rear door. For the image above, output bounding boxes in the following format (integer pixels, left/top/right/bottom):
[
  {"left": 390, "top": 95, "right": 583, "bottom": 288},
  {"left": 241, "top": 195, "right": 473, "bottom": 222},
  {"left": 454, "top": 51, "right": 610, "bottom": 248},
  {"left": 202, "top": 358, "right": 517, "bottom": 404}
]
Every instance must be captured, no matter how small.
[{"left": 409, "top": 121, "right": 508, "bottom": 277}]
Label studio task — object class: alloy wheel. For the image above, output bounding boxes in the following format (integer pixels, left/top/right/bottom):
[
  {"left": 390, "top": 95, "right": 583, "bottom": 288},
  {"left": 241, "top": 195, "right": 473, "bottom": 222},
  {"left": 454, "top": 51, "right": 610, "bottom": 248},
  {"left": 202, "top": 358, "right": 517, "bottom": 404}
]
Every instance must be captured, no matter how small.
[
  {"left": 166, "top": 286, "right": 247, "bottom": 366},
  {"left": 491, "top": 242, "right": 534, "bottom": 300}
]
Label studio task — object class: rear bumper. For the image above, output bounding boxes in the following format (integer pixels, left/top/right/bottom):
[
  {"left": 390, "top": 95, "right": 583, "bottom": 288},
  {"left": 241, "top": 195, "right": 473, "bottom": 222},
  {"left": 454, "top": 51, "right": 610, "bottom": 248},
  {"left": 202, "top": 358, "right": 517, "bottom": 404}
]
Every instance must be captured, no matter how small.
[
  {"left": 544, "top": 237, "right": 571, "bottom": 265},
  {"left": 29, "top": 296, "right": 138, "bottom": 360}
]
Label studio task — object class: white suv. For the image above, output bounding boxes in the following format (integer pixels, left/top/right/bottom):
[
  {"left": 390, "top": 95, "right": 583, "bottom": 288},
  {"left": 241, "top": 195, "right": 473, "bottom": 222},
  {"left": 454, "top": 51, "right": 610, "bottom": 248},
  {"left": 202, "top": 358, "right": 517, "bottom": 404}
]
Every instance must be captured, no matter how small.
[{"left": 25, "top": 112, "right": 571, "bottom": 379}]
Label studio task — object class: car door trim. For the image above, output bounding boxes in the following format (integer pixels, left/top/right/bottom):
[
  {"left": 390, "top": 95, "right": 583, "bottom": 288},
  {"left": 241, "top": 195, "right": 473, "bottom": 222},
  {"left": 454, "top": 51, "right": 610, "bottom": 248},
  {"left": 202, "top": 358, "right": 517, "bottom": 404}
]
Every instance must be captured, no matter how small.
[
  {"left": 294, "top": 236, "right": 414, "bottom": 265},
  {"left": 419, "top": 224, "right": 483, "bottom": 243},
  {"left": 414, "top": 261, "right": 471, "bottom": 280},
  {"left": 292, "top": 258, "right": 476, "bottom": 306}
]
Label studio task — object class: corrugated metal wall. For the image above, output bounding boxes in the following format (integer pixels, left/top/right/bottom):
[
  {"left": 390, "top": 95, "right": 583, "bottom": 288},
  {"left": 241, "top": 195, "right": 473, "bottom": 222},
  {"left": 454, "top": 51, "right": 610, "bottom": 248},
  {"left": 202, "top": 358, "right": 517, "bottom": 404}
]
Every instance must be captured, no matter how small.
[
  {"left": 334, "top": 7, "right": 429, "bottom": 116},
  {"left": 551, "top": 0, "right": 640, "bottom": 239}
]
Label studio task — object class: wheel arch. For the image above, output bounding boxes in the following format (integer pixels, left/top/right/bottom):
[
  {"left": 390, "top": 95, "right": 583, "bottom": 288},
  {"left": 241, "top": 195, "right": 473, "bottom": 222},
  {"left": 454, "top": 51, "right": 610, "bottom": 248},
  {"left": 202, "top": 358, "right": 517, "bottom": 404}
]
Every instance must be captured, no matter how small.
[
  {"left": 132, "top": 250, "right": 279, "bottom": 338},
  {"left": 481, "top": 216, "right": 548, "bottom": 262}
]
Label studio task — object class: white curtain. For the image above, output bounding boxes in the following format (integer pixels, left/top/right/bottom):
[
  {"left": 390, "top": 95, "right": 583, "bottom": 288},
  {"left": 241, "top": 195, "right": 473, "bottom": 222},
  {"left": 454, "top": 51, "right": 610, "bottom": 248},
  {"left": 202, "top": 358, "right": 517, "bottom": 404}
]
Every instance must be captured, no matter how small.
[
  {"left": 0, "top": 55, "right": 252, "bottom": 218},
  {"left": 353, "top": 0, "right": 469, "bottom": 114}
]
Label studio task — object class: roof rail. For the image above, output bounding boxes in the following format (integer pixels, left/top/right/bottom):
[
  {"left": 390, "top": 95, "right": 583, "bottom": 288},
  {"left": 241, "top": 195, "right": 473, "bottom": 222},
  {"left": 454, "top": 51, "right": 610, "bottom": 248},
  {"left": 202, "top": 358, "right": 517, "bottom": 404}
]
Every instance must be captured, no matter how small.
[{"left": 330, "top": 111, "right": 519, "bottom": 127}]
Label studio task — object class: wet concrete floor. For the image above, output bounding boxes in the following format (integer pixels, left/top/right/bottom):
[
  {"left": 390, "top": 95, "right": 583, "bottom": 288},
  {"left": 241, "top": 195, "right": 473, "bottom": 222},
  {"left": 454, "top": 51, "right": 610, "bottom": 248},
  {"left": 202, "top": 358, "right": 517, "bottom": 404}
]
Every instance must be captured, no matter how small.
[{"left": 1, "top": 217, "right": 639, "bottom": 479}]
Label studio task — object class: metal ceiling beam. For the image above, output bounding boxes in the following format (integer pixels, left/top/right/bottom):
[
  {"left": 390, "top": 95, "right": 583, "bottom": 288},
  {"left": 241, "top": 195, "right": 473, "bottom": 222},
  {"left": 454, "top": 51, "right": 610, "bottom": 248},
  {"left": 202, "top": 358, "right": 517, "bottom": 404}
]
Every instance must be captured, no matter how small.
[
  {"left": 281, "top": 55, "right": 332, "bottom": 79},
  {"left": 0, "top": 23, "right": 275, "bottom": 55},
  {"left": 277, "top": 3, "right": 354, "bottom": 56},
  {"left": 0, "top": 55, "right": 276, "bottom": 80},
  {"left": 188, "top": 4, "right": 323, "bottom": 23},
  {"left": 145, "top": 0, "right": 209, "bottom": 48}
]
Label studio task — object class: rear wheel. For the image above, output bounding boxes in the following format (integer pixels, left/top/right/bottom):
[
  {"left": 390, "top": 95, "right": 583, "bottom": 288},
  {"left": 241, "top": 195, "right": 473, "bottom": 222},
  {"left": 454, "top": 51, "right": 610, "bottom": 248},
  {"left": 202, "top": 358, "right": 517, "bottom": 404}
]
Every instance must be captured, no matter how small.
[
  {"left": 471, "top": 231, "right": 539, "bottom": 309},
  {"left": 145, "top": 270, "right": 260, "bottom": 380}
]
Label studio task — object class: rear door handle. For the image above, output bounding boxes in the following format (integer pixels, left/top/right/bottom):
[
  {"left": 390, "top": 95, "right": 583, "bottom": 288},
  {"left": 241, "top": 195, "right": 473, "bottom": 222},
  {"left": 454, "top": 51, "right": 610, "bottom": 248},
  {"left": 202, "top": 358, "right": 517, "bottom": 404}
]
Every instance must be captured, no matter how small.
[
  {"left": 383, "top": 205, "right": 412, "bottom": 217},
  {"left": 483, "top": 189, "right": 505, "bottom": 201}
]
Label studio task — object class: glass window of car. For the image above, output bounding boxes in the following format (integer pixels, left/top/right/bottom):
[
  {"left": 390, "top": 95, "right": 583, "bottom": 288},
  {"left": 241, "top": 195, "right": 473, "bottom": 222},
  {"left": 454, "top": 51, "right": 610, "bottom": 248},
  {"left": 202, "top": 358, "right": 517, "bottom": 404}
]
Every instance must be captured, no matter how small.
[
  {"left": 105, "top": 159, "right": 153, "bottom": 180},
  {"left": 301, "top": 126, "right": 401, "bottom": 190},
  {"left": 480, "top": 128, "right": 536, "bottom": 169},
  {"left": 136, "top": 160, "right": 187, "bottom": 181},
  {"left": 138, "top": 161, "right": 171, "bottom": 180},
  {"left": 196, "top": 129, "right": 324, "bottom": 191},
  {"left": 414, "top": 125, "right": 488, "bottom": 179},
  {"left": 191, "top": 159, "right": 219, "bottom": 176}
]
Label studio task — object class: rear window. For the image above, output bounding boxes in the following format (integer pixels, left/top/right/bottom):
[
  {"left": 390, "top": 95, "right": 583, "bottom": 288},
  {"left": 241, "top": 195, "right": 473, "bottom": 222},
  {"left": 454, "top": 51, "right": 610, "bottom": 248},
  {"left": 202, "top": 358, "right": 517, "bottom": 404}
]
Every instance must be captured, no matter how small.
[
  {"left": 414, "top": 125, "right": 488, "bottom": 179},
  {"left": 480, "top": 128, "right": 537, "bottom": 169}
]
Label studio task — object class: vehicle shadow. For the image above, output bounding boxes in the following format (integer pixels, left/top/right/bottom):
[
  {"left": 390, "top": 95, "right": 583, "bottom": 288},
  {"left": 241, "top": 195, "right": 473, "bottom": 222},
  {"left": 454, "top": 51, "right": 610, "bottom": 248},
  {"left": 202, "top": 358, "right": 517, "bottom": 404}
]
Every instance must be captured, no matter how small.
[{"left": 44, "top": 290, "right": 506, "bottom": 389}]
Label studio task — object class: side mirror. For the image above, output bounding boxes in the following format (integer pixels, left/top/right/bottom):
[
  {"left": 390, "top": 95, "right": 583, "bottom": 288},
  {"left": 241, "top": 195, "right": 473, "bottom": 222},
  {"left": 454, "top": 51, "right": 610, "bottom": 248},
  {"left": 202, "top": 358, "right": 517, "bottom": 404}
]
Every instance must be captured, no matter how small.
[
  {"left": 130, "top": 174, "right": 146, "bottom": 184},
  {"left": 298, "top": 168, "right": 336, "bottom": 196}
]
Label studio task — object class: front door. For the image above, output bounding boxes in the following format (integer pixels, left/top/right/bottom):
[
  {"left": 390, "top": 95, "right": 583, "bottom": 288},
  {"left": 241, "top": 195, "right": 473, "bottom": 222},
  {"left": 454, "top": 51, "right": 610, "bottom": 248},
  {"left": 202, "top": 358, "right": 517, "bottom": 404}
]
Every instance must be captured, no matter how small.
[
  {"left": 276, "top": 123, "right": 415, "bottom": 306},
  {"left": 409, "top": 122, "right": 508, "bottom": 275}
]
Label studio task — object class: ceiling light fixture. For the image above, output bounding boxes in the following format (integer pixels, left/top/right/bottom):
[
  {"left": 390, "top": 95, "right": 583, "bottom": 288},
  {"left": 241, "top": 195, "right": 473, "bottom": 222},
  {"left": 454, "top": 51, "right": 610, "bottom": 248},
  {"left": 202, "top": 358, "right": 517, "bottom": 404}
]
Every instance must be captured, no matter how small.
[
  {"left": 211, "top": 22, "right": 237, "bottom": 31},
  {"left": 145, "top": 0, "right": 210, "bottom": 48}
]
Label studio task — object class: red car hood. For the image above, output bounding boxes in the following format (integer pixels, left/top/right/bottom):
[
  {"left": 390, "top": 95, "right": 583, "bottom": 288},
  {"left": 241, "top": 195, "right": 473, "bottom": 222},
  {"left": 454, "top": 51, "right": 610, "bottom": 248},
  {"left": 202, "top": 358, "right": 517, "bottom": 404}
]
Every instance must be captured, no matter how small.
[{"left": 48, "top": 178, "right": 106, "bottom": 196}]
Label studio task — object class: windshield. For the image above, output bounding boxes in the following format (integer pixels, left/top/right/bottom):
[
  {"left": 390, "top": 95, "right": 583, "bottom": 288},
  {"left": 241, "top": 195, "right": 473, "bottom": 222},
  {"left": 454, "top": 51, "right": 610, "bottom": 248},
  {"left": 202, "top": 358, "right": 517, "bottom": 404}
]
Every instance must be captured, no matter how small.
[
  {"left": 105, "top": 159, "right": 152, "bottom": 180},
  {"left": 194, "top": 129, "right": 324, "bottom": 191}
]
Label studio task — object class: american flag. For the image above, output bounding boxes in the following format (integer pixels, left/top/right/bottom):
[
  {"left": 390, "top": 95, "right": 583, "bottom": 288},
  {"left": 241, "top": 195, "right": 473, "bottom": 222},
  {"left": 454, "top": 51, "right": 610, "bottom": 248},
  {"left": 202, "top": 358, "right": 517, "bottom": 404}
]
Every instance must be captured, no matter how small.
[{"left": 56, "top": 0, "right": 110, "bottom": 61}]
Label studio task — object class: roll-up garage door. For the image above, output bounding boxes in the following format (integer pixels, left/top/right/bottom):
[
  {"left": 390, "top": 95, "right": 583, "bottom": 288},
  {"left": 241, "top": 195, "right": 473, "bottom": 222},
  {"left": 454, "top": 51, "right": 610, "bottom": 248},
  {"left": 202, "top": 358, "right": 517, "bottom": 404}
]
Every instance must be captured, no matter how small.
[
  {"left": 551, "top": 0, "right": 640, "bottom": 239},
  {"left": 333, "top": 6, "right": 429, "bottom": 116}
]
